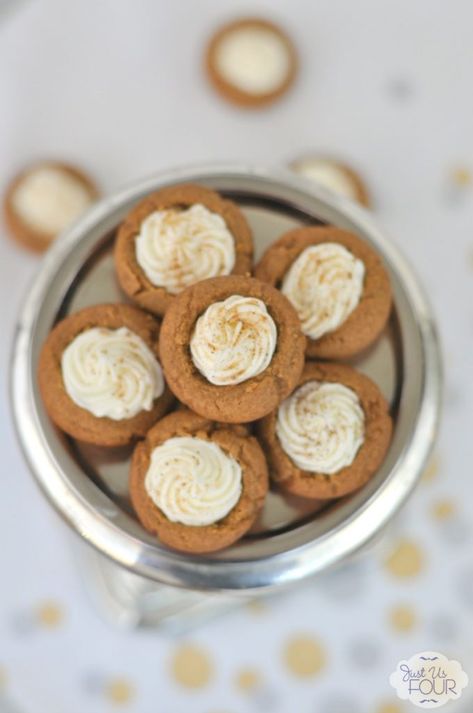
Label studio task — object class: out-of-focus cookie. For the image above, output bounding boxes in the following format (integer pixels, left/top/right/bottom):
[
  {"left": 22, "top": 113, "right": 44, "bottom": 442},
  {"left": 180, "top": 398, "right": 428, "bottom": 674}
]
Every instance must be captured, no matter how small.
[
  {"left": 257, "top": 362, "right": 392, "bottom": 500},
  {"left": 205, "top": 17, "right": 298, "bottom": 108},
  {"left": 3, "top": 161, "right": 98, "bottom": 252},
  {"left": 114, "top": 183, "right": 253, "bottom": 316},
  {"left": 290, "top": 156, "right": 371, "bottom": 207},
  {"left": 38, "top": 303, "right": 174, "bottom": 446},
  {"left": 159, "top": 275, "right": 306, "bottom": 423},
  {"left": 255, "top": 225, "right": 392, "bottom": 359},
  {"left": 130, "top": 409, "right": 268, "bottom": 553}
]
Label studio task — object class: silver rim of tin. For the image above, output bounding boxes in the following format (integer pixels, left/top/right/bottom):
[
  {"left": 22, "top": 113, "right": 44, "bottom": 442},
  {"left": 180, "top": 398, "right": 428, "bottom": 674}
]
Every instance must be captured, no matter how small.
[{"left": 10, "top": 164, "right": 442, "bottom": 591}]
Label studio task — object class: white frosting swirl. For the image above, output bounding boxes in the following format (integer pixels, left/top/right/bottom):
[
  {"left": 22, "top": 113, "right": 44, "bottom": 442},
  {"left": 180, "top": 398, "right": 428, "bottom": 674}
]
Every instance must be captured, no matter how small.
[
  {"left": 215, "top": 25, "right": 291, "bottom": 95},
  {"left": 276, "top": 380, "right": 365, "bottom": 474},
  {"left": 135, "top": 204, "right": 235, "bottom": 294},
  {"left": 61, "top": 327, "right": 164, "bottom": 420},
  {"left": 12, "top": 166, "right": 93, "bottom": 236},
  {"left": 281, "top": 243, "right": 365, "bottom": 340},
  {"left": 190, "top": 295, "right": 277, "bottom": 385},
  {"left": 144, "top": 436, "right": 242, "bottom": 526},
  {"left": 292, "top": 159, "right": 359, "bottom": 201}
]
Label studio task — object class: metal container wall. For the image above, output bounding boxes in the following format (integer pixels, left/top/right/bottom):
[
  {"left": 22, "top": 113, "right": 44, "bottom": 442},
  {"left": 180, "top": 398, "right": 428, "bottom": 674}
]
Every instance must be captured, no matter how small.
[{"left": 11, "top": 165, "right": 442, "bottom": 597}]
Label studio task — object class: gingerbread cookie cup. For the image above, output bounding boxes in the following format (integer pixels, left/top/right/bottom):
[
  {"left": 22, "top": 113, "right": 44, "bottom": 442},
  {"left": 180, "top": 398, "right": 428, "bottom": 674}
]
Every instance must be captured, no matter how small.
[
  {"left": 114, "top": 183, "right": 253, "bottom": 317},
  {"left": 38, "top": 304, "right": 174, "bottom": 447},
  {"left": 255, "top": 226, "right": 392, "bottom": 359},
  {"left": 205, "top": 17, "right": 298, "bottom": 108},
  {"left": 290, "top": 156, "right": 371, "bottom": 207},
  {"left": 3, "top": 161, "right": 98, "bottom": 253},
  {"left": 130, "top": 409, "right": 268, "bottom": 554},
  {"left": 257, "top": 362, "right": 392, "bottom": 500},
  {"left": 159, "top": 275, "right": 306, "bottom": 423}
]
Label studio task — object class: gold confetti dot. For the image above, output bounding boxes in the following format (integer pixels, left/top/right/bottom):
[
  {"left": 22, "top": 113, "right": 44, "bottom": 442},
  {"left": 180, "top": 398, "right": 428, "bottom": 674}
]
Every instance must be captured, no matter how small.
[
  {"left": 451, "top": 166, "right": 471, "bottom": 187},
  {"left": 421, "top": 456, "right": 440, "bottom": 484},
  {"left": 431, "top": 499, "right": 456, "bottom": 521},
  {"left": 245, "top": 598, "right": 267, "bottom": 615},
  {"left": 376, "top": 702, "right": 403, "bottom": 713},
  {"left": 106, "top": 678, "right": 134, "bottom": 706},
  {"left": 389, "top": 604, "right": 417, "bottom": 632},
  {"left": 384, "top": 539, "right": 424, "bottom": 578},
  {"left": 36, "top": 601, "right": 64, "bottom": 629},
  {"left": 235, "top": 668, "right": 262, "bottom": 691},
  {"left": 171, "top": 644, "right": 213, "bottom": 689},
  {"left": 283, "top": 635, "right": 326, "bottom": 678}
]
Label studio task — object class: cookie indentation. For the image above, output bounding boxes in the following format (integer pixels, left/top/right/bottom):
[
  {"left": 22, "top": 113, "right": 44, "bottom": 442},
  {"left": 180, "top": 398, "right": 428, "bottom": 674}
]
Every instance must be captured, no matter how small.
[
  {"left": 281, "top": 243, "right": 364, "bottom": 340},
  {"left": 135, "top": 204, "right": 235, "bottom": 294},
  {"left": 144, "top": 436, "right": 242, "bottom": 526},
  {"left": 190, "top": 295, "right": 277, "bottom": 385},
  {"left": 276, "top": 380, "right": 365, "bottom": 474},
  {"left": 62, "top": 326, "right": 164, "bottom": 420}
]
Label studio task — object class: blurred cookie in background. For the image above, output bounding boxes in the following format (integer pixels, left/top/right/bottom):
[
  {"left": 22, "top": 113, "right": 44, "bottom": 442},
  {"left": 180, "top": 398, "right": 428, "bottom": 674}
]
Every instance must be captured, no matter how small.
[
  {"left": 289, "top": 156, "right": 371, "bottom": 208},
  {"left": 205, "top": 17, "right": 298, "bottom": 108},
  {"left": 3, "top": 160, "right": 99, "bottom": 252}
]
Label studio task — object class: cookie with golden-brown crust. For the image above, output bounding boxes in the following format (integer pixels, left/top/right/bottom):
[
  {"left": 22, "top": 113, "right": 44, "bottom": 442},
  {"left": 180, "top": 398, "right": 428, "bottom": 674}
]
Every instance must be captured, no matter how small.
[
  {"left": 4, "top": 161, "right": 98, "bottom": 253},
  {"left": 159, "top": 275, "right": 306, "bottom": 423},
  {"left": 114, "top": 183, "right": 253, "bottom": 316},
  {"left": 254, "top": 226, "right": 392, "bottom": 359},
  {"left": 257, "top": 361, "right": 392, "bottom": 500},
  {"left": 130, "top": 409, "right": 268, "bottom": 553},
  {"left": 290, "top": 156, "right": 371, "bottom": 207},
  {"left": 38, "top": 303, "right": 174, "bottom": 446},
  {"left": 205, "top": 17, "right": 298, "bottom": 109}
]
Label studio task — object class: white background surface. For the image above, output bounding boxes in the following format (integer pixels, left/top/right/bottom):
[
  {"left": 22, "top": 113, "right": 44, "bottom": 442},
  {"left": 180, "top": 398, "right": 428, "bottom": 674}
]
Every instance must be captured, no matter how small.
[{"left": 1, "top": 1, "right": 473, "bottom": 712}]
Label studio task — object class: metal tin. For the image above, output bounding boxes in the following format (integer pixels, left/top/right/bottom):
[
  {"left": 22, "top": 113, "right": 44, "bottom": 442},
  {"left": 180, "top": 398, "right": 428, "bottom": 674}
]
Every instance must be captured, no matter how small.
[{"left": 11, "top": 164, "right": 442, "bottom": 593}]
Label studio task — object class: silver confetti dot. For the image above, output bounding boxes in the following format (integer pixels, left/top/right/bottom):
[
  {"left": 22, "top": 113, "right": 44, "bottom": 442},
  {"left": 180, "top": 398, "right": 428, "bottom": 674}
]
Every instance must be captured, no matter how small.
[
  {"left": 348, "top": 639, "right": 382, "bottom": 669},
  {"left": 81, "top": 672, "right": 106, "bottom": 695},
  {"left": 387, "top": 77, "right": 415, "bottom": 101},
  {"left": 319, "top": 693, "right": 361, "bottom": 713},
  {"left": 9, "top": 612, "right": 35, "bottom": 636},
  {"left": 456, "top": 566, "right": 473, "bottom": 610},
  {"left": 317, "top": 561, "right": 367, "bottom": 600},
  {"left": 429, "top": 613, "right": 459, "bottom": 643}
]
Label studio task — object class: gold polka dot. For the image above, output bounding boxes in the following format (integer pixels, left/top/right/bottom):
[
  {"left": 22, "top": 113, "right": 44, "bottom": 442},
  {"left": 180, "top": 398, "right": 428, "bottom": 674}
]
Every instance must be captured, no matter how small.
[
  {"left": 106, "top": 678, "right": 134, "bottom": 705},
  {"left": 245, "top": 598, "right": 267, "bottom": 615},
  {"left": 171, "top": 645, "right": 213, "bottom": 689},
  {"left": 389, "top": 604, "right": 417, "bottom": 632},
  {"left": 235, "top": 668, "right": 262, "bottom": 691},
  {"left": 431, "top": 499, "right": 456, "bottom": 521},
  {"left": 36, "top": 601, "right": 64, "bottom": 629},
  {"left": 421, "top": 455, "right": 440, "bottom": 484},
  {"left": 283, "top": 635, "right": 326, "bottom": 678},
  {"left": 384, "top": 539, "right": 424, "bottom": 578},
  {"left": 451, "top": 166, "right": 471, "bottom": 187},
  {"left": 375, "top": 702, "right": 403, "bottom": 713}
]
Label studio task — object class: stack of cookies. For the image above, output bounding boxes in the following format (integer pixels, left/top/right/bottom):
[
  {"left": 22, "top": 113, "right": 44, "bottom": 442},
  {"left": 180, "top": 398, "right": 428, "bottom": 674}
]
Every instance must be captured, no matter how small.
[{"left": 39, "top": 184, "right": 393, "bottom": 554}]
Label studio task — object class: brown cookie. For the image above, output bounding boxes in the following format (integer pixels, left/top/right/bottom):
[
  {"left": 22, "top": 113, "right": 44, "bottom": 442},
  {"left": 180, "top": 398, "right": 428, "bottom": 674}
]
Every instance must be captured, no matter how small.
[
  {"left": 129, "top": 409, "right": 269, "bottom": 553},
  {"left": 254, "top": 226, "right": 392, "bottom": 359},
  {"left": 289, "top": 156, "right": 371, "bottom": 207},
  {"left": 205, "top": 17, "right": 298, "bottom": 108},
  {"left": 114, "top": 183, "right": 253, "bottom": 317},
  {"left": 3, "top": 161, "right": 98, "bottom": 253},
  {"left": 257, "top": 362, "right": 392, "bottom": 500},
  {"left": 38, "top": 304, "right": 174, "bottom": 447},
  {"left": 159, "top": 275, "right": 306, "bottom": 423}
]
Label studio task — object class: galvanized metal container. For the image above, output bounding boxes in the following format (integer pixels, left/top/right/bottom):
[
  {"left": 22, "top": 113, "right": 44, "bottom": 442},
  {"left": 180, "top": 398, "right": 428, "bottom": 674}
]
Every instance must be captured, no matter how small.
[{"left": 11, "top": 165, "right": 441, "bottom": 625}]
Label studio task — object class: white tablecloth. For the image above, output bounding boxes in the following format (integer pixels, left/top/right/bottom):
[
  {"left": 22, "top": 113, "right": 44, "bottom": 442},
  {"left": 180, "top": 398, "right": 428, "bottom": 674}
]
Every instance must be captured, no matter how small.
[{"left": 1, "top": 1, "right": 473, "bottom": 711}]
